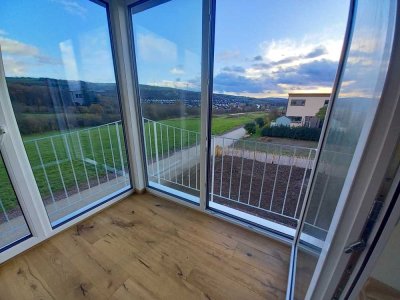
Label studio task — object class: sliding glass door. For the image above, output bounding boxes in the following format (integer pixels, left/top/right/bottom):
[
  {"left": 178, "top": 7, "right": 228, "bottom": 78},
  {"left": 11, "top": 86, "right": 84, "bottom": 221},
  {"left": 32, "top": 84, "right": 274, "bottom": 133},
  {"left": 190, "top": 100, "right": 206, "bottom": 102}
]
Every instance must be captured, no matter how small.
[
  {"left": 131, "top": 0, "right": 203, "bottom": 203},
  {"left": 291, "top": 0, "right": 397, "bottom": 298},
  {"left": 0, "top": 0, "right": 132, "bottom": 227}
]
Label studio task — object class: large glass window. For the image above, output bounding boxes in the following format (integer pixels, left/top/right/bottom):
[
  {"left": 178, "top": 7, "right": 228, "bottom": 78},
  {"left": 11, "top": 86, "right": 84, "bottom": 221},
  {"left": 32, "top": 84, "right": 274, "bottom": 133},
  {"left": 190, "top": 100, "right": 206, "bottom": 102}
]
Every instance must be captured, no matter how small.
[
  {"left": 0, "top": 152, "right": 31, "bottom": 250},
  {"left": 294, "top": 0, "right": 397, "bottom": 298},
  {"left": 131, "top": 0, "right": 202, "bottom": 203},
  {"left": 0, "top": 0, "right": 131, "bottom": 227},
  {"left": 208, "top": 0, "right": 348, "bottom": 234}
]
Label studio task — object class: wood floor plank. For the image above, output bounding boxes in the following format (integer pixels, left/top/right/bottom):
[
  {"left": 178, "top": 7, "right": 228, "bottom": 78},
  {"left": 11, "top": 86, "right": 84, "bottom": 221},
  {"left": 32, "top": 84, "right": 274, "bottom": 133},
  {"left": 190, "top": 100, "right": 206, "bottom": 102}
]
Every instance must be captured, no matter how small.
[{"left": 0, "top": 193, "right": 290, "bottom": 299}]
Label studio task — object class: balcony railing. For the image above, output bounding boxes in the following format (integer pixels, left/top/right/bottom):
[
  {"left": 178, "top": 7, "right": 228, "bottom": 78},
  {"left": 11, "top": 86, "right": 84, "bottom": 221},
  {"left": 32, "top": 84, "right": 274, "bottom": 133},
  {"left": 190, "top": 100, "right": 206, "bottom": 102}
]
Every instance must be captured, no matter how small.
[
  {"left": 1, "top": 118, "right": 324, "bottom": 243},
  {"left": 21, "top": 121, "right": 130, "bottom": 223},
  {"left": 142, "top": 118, "right": 325, "bottom": 239}
]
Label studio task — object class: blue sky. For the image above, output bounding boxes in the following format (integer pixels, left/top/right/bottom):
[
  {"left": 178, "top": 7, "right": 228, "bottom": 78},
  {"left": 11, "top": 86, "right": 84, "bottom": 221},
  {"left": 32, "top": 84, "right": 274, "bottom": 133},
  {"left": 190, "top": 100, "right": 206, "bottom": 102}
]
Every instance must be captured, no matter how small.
[
  {"left": 132, "top": 0, "right": 350, "bottom": 97},
  {"left": 0, "top": 0, "right": 116, "bottom": 82},
  {"left": 0, "top": 0, "right": 350, "bottom": 97}
]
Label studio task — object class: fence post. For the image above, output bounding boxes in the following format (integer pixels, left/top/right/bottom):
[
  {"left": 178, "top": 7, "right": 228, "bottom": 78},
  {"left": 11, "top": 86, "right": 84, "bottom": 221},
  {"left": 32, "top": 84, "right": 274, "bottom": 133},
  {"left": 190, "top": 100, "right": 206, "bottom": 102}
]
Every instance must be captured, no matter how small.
[
  {"left": 210, "top": 136, "right": 216, "bottom": 202},
  {"left": 153, "top": 122, "right": 161, "bottom": 184},
  {"left": 115, "top": 122, "right": 126, "bottom": 176},
  {"left": 63, "top": 134, "right": 72, "bottom": 161}
]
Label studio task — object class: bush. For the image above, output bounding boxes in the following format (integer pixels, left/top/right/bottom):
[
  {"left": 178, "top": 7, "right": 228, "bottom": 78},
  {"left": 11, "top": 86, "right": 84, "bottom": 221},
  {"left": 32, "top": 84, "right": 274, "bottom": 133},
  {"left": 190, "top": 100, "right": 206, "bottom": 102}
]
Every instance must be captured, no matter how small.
[
  {"left": 244, "top": 122, "right": 257, "bottom": 135},
  {"left": 255, "top": 117, "right": 265, "bottom": 128},
  {"left": 261, "top": 125, "right": 321, "bottom": 141}
]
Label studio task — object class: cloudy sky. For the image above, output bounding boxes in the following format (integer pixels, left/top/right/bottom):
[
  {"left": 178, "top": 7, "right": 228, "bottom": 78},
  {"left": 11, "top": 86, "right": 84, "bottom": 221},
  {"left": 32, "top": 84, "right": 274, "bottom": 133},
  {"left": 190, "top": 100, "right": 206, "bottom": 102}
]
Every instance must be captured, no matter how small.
[
  {"left": 0, "top": 0, "right": 116, "bottom": 82},
  {"left": 133, "top": 0, "right": 350, "bottom": 98},
  {"left": 0, "top": 0, "right": 375, "bottom": 99}
]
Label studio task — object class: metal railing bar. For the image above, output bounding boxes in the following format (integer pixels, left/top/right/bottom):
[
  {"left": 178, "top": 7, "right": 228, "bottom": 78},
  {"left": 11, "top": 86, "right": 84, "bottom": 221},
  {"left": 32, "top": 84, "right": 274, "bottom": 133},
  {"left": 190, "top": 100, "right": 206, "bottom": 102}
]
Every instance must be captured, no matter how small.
[
  {"left": 0, "top": 197, "right": 9, "bottom": 222},
  {"left": 258, "top": 145, "right": 269, "bottom": 208},
  {"left": 98, "top": 127, "right": 110, "bottom": 182},
  {"left": 238, "top": 141, "right": 245, "bottom": 202},
  {"left": 219, "top": 137, "right": 225, "bottom": 196},
  {"left": 270, "top": 145, "right": 282, "bottom": 211},
  {"left": 115, "top": 123, "right": 126, "bottom": 176},
  {"left": 35, "top": 140, "right": 57, "bottom": 205},
  {"left": 228, "top": 141, "right": 235, "bottom": 199},
  {"left": 107, "top": 124, "right": 117, "bottom": 179},
  {"left": 65, "top": 134, "right": 82, "bottom": 195},
  {"left": 248, "top": 141, "right": 257, "bottom": 204},
  {"left": 282, "top": 147, "right": 296, "bottom": 215},
  {"left": 88, "top": 130, "right": 101, "bottom": 186},
  {"left": 50, "top": 137, "right": 69, "bottom": 200},
  {"left": 76, "top": 131, "right": 91, "bottom": 189},
  {"left": 174, "top": 127, "right": 178, "bottom": 184},
  {"left": 295, "top": 149, "right": 313, "bottom": 217}
]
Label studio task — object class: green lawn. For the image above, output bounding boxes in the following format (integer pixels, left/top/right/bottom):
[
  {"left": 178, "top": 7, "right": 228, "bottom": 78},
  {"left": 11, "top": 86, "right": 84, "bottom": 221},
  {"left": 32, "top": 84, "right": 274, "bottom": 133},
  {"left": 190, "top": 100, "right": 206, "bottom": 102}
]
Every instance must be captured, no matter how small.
[
  {"left": 1, "top": 112, "right": 266, "bottom": 212},
  {"left": 142, "top": 112, "right": 266, "bottom": 158},
  {"left": 1, "top": 122, "right": 129, "bottom": 212}
]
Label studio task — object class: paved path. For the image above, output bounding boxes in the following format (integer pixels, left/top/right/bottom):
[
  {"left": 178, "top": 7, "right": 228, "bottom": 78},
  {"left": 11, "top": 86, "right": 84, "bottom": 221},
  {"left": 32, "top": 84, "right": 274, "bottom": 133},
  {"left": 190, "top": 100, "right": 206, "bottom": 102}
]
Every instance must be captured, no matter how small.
[
  {"left": 147, "top": 127, "right": 246, "bottom": 182},
  {"left": 147, "top": 126, "right": 316, "bottom": 183}
]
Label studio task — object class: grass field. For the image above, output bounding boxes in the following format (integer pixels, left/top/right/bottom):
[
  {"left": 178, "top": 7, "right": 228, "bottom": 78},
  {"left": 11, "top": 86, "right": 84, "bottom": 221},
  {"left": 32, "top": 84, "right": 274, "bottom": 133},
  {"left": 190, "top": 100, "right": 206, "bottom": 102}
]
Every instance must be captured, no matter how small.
[{"left": 1, "top": 112, "right": 266, "bottom": 212}]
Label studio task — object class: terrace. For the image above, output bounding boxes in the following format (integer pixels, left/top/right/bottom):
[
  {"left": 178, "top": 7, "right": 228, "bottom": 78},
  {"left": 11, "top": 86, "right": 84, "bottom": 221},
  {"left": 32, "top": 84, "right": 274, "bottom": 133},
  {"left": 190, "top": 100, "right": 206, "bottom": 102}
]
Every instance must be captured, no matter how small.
[{"left": 0, "top": 0, "right": 399, "bottom": 299}]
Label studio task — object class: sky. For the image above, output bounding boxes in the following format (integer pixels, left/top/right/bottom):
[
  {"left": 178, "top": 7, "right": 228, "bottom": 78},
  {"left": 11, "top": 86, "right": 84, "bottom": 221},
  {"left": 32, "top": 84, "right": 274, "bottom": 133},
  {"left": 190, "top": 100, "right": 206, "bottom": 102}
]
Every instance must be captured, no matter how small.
[
  {"left": 0, "top": 0, "right": 364, "bottom": 98},
  {"left": 132, "top": 0, "right": 350, "bottom": 98},
  {"left": 0, "top": 0, "right": 116, "bottom": 82}
]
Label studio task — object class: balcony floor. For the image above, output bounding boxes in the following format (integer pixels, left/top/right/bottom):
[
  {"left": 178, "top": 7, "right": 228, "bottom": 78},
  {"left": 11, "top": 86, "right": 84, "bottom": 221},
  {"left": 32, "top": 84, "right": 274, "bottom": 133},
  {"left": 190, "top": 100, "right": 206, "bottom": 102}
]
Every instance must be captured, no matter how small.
[{"left": 0, "top": 193, "right": 290, "bottom": 299}]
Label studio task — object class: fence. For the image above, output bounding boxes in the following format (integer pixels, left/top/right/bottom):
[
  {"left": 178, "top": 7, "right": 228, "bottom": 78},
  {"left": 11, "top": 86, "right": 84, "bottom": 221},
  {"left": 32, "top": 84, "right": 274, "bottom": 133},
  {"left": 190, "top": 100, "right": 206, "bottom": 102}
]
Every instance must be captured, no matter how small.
[
  {"left": 142, "top": 118, "right": 328, "bottom": 237},
  {"left": 21, "top": 120, "right": 130, "bottom": 222}
]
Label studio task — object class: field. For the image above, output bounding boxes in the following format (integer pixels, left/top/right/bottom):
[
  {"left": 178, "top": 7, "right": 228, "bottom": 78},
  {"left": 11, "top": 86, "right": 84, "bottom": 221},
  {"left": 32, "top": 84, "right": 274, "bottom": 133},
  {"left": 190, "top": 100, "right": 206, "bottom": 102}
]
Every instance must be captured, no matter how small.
[{"left": 1, "top": 112, "right": 266, "bottom": 212}]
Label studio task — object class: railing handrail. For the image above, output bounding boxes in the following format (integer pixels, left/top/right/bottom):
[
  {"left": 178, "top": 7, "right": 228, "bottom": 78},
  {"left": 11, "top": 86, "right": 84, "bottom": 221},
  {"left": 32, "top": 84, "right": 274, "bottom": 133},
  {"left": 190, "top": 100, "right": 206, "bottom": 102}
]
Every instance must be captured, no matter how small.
[
  {"left": 143, "top": 117, "right": 317, "bottom": 152},
  {"left": 23, "top": 120, "right": 122, "bottom": 143}
]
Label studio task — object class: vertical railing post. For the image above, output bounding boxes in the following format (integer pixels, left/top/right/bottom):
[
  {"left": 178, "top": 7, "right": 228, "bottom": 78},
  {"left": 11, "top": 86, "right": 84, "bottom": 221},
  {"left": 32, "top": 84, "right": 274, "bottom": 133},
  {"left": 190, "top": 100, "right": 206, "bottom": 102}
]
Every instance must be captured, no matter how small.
[
  {"left": 153, "top": 122, "right": 160, "bottom": 184},
  {"left": 115, "top": 121, "right": 126, "bottom": 176},
  {"left": 63, "top": 134, "right": 72, "bottom": 162},
  {"left": 210, "top": 136, "right": 216, "bottom": 202}
]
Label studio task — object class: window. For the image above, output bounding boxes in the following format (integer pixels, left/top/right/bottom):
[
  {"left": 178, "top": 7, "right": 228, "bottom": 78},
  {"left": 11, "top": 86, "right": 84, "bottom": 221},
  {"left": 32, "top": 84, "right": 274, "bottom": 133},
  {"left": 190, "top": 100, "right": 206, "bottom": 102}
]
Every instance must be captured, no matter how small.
[
  {"left": 131, "top": 0, "right": 202, "bottom": 203},
  {"left": 290, "top": 116, "right": 303, "bottom": 122},
  {"left": 0, "top": 151, "right": 31, "bottom": 251},
  {"left": 324, "top": 99, "right": 329, "bottom": 105},
  {"left": 0, "top": 0, "right": 132, "bottom": 227},
  {"left": 291, "top": 99, "right": 306, "bottom": 106}
]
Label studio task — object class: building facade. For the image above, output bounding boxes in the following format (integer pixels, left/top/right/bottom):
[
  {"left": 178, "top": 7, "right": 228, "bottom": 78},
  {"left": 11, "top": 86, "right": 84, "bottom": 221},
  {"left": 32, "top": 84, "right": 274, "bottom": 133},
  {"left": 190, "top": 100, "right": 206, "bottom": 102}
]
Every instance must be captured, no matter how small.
[{"left": 286, "top": 92, "right": 330, "bottom": 127}]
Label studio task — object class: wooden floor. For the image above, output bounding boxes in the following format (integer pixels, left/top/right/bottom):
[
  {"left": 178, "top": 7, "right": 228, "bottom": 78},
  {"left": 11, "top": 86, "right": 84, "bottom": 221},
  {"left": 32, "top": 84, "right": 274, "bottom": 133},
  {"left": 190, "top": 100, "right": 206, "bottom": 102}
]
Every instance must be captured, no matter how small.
[{"left": 0, "top": 193, "right": 290, "bottom": 299}]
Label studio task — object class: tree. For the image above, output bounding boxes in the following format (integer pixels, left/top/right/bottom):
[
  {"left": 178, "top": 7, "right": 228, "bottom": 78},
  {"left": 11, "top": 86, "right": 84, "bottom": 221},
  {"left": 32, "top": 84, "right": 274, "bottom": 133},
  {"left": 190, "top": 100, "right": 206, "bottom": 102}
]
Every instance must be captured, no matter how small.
[
  {"left": 244, "top": 122, "right": 256, "bottom": 135},
  {"left": 316, "top": 106, "right": 327, "bottom": 121},
  {"left": 255, "top": 117, "right": 265, "bottom": 128}
]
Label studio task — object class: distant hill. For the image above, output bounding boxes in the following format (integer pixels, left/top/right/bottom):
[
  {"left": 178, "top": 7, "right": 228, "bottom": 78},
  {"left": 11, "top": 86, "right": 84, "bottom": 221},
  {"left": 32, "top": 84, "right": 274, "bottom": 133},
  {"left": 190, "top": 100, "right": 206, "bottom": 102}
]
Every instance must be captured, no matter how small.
[{"left": 5, "top": 77, "right": 287, "bottom": 107}]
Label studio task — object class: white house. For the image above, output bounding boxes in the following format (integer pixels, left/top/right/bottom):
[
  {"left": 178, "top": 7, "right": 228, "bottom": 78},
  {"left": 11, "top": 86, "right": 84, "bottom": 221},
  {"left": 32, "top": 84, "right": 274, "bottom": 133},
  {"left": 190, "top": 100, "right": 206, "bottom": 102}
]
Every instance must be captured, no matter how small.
[{"left": 286, "top": 93, "right": 330, "bottom": 127}]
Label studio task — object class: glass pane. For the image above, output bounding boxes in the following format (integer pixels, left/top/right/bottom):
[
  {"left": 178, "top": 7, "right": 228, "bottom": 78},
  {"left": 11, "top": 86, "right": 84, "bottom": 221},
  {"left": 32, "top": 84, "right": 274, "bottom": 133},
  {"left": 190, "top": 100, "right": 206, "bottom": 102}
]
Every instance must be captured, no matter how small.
[
  {"left": 0, "top": 152, "right": 31, "bottom": 250},
  {"left": 359, "top": 221, "right": 400, "bottom": 298},
  {"left": 131, "top": 0, "right": 202, "bottom": 203},
  {"left": 294, "top": 0, "right": 397, "bottom": 298},
  {"left": 0, "top": 0, "right": 132, "bottom": 226},
  {"left": 208, "top": 0, "right": 347, "bottom": 235}
]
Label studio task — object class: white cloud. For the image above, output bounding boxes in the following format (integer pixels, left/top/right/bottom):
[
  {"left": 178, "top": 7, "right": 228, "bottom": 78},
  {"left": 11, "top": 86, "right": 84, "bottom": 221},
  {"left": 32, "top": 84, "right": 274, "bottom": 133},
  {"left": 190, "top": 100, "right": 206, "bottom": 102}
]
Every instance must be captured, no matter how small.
[
  {"left": 170, "top": 66, "right": 185, "bottom": 75},
  {"left": 0, "top": 35, "right": 61, "bottom": 77},
  {"left": 2, "top": 56, "right": 27, "bottom": 76},
  {"left": 149, "top": 79, "right": 198, "bottom": 90},
  {"left": 0, "top": 37, "right": 40, "bottom": 57},
  {"left": 51, "top": 0, "right": 87, "bottom": 18}
]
